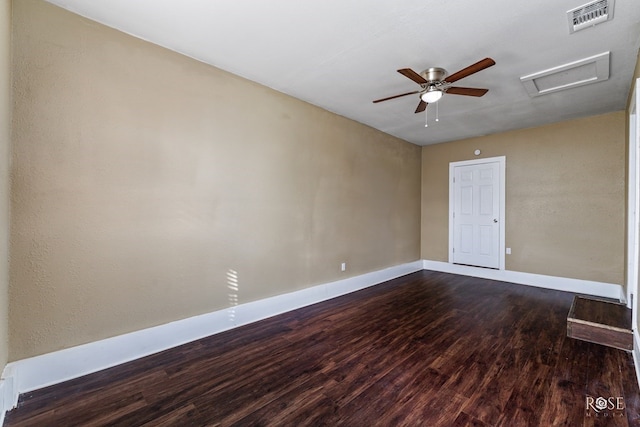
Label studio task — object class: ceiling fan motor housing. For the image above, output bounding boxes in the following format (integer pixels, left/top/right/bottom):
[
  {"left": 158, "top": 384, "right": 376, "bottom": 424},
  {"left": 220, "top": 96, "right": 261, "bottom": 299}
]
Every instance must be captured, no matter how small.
[{"left": 421, "top": 67, "right": 448, "bottom": 84}]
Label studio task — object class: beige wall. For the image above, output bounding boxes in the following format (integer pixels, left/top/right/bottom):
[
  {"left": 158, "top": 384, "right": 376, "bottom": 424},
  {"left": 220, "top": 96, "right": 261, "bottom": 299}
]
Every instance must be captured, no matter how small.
[
  {"left": 10, "top": 0, "right": 421, "bottom": 360},
  {"left": 0, "top": 0, "right": 10, "bottom": 371},
  {"left": 422, "top": 111, "right": 626, "bottom": 285}
]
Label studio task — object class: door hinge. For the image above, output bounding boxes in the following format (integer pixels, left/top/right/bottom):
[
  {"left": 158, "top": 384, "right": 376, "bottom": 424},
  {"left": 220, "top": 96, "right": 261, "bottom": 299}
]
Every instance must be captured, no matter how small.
[{"left": 452, "top": 247, "right": 455, "bottom": 253}]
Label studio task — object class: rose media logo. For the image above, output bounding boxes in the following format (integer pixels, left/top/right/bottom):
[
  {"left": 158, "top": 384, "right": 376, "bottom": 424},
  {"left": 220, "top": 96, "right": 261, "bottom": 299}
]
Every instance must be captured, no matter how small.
[{"left": 585, "top": 395, "right": 625, "bottom": 418}]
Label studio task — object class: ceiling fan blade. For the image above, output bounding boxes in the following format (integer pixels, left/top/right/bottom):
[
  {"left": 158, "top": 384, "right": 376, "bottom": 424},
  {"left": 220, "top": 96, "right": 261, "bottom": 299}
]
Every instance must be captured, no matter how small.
[
  {"left": 446, "top": 87, "right": 489, "bottom": 97},
  {"left": 373, "top": 90, "right": 420, "bottom": 103},
  {"left": 398, "top": 68, "right": 428, "bottom": 85},
  {"left": 444, "top": 58, "right": 496, "bottom": 84},
  {"left": 415, "top": 100, "right": 427, "bottom": 113}
]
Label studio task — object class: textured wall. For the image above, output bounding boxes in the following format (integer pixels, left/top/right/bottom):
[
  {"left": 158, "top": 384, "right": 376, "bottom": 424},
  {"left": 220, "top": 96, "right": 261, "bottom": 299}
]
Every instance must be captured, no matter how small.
[
  {"left": 422, "top": 111, "right": 626, "bottom": 285},
  {"left": 10, "top": 0, "right": 421, "bottom": 360},
  {"left": 0, "top": 0, "right": 10, "bottom": 370}
]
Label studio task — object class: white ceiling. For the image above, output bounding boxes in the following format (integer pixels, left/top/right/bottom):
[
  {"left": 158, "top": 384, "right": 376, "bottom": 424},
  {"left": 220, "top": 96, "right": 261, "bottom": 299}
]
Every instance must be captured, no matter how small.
[{"left": 45, "top": 0, "right": 640, "bottom": 146}]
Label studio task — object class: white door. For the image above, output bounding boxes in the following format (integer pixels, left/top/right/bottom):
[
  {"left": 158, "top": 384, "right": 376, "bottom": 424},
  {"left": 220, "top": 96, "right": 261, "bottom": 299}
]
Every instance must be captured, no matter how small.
[{"left": 451, "top": 160, "right": 501, "bottom": 269}]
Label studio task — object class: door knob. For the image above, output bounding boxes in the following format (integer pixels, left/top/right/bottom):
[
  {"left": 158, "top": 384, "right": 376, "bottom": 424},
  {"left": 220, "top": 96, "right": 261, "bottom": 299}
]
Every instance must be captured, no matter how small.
[{"left": 493, "top": 219, "right": 498, "bottom": 223}]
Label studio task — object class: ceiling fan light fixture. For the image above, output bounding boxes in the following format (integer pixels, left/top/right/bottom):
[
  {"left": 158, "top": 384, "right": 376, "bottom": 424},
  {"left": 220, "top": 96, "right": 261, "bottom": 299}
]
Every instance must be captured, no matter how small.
[
  {"left": 421, "top": 87, "right": 443, "bottom": 103},
  {"left": 374, "top": 58, "right": 495, "bottom": 115}
]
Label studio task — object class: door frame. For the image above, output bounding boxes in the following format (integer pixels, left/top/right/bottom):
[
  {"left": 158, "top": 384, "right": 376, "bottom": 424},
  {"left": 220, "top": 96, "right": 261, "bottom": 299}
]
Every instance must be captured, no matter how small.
[
  {"left": 449, "top": 156, "right": 506, "bottom": 270},
  {"left": 628, "top": 77, "right": 639, "bottom": 326}
]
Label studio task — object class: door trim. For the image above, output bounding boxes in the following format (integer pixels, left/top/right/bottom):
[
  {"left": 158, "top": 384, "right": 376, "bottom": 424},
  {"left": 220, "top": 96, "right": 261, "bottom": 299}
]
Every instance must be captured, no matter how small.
[
  {"left": 628, "top": 78, "right": 640, "bottom": 322},
  {"left": 449, "top": 156, "right": 506, "bottom": 270}
]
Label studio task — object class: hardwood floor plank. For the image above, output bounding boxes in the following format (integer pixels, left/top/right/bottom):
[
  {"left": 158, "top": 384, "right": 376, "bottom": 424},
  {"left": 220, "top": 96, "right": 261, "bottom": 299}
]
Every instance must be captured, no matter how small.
[
  {"left": 4, "top": 271, "right": 639, "bottom": 426},
  {"left": 7, "top": 392, "right": 147, "bottom": 427},
  {"left": 621, "top": 352, "right": 640, "bottom": 426},
  {"left": 332, "top": 347, "right": 450, "bottom": 426},
  {"left": 139, "top": 404, "right": 203, "bottom": 427},
  {"left": 459, "top": 342, "right": 529, "bottom": 425},
  {"left": 496, "top": 360, "right": 553, "bottom": 426},
  {"left": 390, "top": 387, "right": 468, "bottom": 426},
  {"left": 584, "top": 343, "right": 629, "bottom": 426},
  {"left": 5, "top": 367, "right": 168, "bottom": 425},
  {"left": 538, "top": 334, "right": 590, "bottom": 426},
  {"left": 375, "top": 355, "right": 454, "bottom": 426},
  {"left": 226, "top": 375, "right": 335, "bottom": 426},
  {"left": 452, "top": 411, "right": 490, "bottom": 426}
]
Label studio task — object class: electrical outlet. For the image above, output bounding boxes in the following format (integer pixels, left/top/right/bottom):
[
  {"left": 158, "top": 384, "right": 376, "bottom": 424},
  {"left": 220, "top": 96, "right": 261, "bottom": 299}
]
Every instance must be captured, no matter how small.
[
  {"left": 506, "top": 248, "right": 511, "bottom": 255},
  {"left": 341, "top": 262, "right": 346, "bottom": 272}
]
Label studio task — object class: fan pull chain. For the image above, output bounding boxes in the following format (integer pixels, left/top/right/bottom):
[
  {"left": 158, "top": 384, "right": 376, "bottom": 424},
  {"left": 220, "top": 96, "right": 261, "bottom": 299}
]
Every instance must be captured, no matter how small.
[
  {"left": 424, "top": 107, "right": 428, "bottom": 127},
  {"left": 435, "top": 102, "right": 439, "bottom": 122}
]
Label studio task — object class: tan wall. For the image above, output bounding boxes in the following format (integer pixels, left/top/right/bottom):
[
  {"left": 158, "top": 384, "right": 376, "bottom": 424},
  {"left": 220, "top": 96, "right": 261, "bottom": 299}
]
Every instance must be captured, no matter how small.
[
  {"left": 422, "top": 111, "right": 626, "bottom": 285},
  {"left": 0, "top": 0, "right": 10, "bottom": 370},
  {"left": 10, "top": 0, "right": 421, "bottom": 360}
]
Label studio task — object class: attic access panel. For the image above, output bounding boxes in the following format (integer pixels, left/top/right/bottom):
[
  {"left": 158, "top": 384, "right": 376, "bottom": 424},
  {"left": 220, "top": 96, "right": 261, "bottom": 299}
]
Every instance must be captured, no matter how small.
[{"left": 520, "top": 52, "right": 610, "bottom": 97}]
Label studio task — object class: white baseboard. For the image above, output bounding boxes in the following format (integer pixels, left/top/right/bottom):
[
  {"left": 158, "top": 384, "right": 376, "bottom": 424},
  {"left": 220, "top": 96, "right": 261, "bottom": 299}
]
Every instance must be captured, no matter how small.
[
  {"left": 4, "top": 260, "right": 423, "bottom": 403},
  {"left": 0, "top": 380, "right": 4, "bottom": 427},
  {"left": 0, "top": 364, "right": 16, "bottom": 424},
  {"left": 422, "top": 260, "right": 623, "bottom": 300},
  {"left": 620, "top": 288, "right": 629, "bottom": 306}
]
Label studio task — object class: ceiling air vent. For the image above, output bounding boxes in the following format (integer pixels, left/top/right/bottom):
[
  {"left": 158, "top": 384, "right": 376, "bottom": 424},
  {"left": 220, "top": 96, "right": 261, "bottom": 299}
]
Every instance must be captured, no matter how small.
[{"left": 567, "top": 0, "right": 614, "bottom": 33}]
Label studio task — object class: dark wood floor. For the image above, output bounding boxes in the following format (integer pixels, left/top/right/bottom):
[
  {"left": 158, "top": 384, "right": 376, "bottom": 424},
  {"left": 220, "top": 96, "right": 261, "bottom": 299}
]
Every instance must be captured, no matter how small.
[{"left": 5, "top": 271, "right": 640, "bottom": 426}]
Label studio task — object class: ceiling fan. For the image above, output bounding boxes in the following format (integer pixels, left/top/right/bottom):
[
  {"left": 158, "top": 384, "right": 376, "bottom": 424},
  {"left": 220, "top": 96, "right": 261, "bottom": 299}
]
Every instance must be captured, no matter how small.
[{"left": 373, "top": 58, "right": 496, "bottom": 113}]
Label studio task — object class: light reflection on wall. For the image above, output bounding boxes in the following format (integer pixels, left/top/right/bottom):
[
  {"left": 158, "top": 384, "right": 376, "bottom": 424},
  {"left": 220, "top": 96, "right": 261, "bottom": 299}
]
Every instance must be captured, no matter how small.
[{"left": 227, "top": 269, "right": 239, "bottom": 324}]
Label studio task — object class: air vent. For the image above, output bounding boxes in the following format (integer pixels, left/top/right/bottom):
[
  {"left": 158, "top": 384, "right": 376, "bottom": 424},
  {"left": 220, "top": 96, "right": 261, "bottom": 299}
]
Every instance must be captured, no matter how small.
[{"left": 567, "top": 0, "right": 614, "bottom": 33}]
